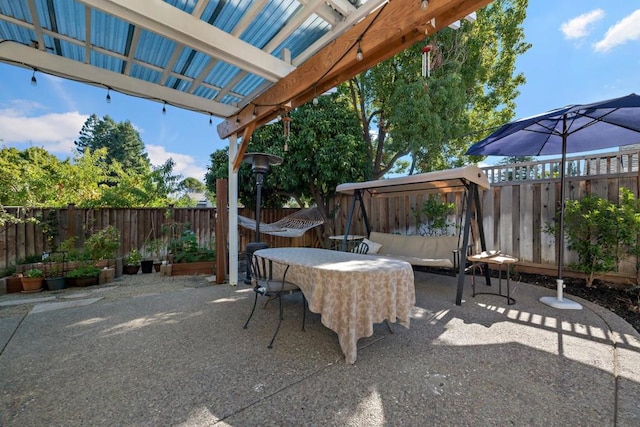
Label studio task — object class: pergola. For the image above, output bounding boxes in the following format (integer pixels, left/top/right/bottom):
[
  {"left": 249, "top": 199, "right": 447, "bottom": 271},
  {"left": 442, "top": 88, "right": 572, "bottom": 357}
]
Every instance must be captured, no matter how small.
[{"left": 0, "top": 0, "right": 491, "bottom": 285}]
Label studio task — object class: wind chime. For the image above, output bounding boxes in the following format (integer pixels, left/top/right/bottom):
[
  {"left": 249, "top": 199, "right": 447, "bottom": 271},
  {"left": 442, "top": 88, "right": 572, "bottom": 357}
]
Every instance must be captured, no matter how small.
[
  {"left": 282, "top": 114, "right": 291, "bottom": 152},
  {"left": 421, "top": 44, "right": 432, "bottom": 92}
]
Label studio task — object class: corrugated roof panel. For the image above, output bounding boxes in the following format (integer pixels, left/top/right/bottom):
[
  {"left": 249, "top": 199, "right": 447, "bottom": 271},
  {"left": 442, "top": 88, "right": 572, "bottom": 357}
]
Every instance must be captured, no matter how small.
[
  {"left": 91, "top": 9, "right": 130, "bottom": 55},
  {"left": 200, "top": 0, "right": 249, "bottom": 34},
  {"left": 130, "top": 63, "right": 162, "bottom": 83},
  {"left": 205, "top": 62, "right": 241, "bottom": 89},
  {"left": 0, "top": 20, "right": 34, "bottom": 45},
  {"left": 232, "top": 74, "right": 267, "bottom": 97},
  {"left": 241, "top": 0, "right": 298, "bottom": 49},
  {"left": 272, "top": 14, "right": 330, "bottom": 59},
  {"left": 165, "top": 75, "right": 192, "bottom": 92},
  {"left": 0, "top": 0, "right": 33, "bottom": 24},
  {"left": 220, "top": 93, "right": 242, "bottom": 105},
  {"left": 36, "top": 0, "right": 85, "bottom": 41},
  {"left": 193, "top": 86, "right": 218, "bottom": 99},
  {"left": 57, "top": 38, "right": 84, "bottom": 62},
  {"left": 163, "top": 0, "right": 196, "bottom": 14},
  {"left": 134, "top": 29, "right": 177, "bottom": 68},
  {"left": 90, "top": 51, "right": 124, "bottom": 73},
  {"left": 173, "top": 48, "right": 210, "bottom": 79}
]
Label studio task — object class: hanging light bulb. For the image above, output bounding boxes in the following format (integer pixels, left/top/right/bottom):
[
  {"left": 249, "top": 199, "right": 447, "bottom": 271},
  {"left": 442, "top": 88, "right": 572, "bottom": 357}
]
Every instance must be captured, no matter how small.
[
  {"left": 209, "top": 113, "right": 213, "bottom": 126},
  {"left": 252, "top": 105, "right": 257, "bottom": 119},
  {"left": 312, "top": 85, "right": 319, "bottom": 106},
  {"left": 106, "top": 87, "right": 111, "bottom": 104},
  {"left": 235, "top": 115, "right": 240, "bottom": 124},
  {"left": 356, "top": 41, "right": 363, "bottom": 61},
  {"left": 162, "top": 101, "right": 167, "bottom": 115},
  {"left": 421, "top": 0, "right": 428, "bottom": 11},
  {"left": 30, "top": 69, "right": 37, "bottom": 87}
]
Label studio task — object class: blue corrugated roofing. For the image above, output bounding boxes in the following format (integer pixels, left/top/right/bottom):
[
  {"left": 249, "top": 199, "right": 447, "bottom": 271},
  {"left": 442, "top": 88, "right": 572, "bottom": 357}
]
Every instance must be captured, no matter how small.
[{"left": 0, "top": 0, "right": 378, "bottom": 118}]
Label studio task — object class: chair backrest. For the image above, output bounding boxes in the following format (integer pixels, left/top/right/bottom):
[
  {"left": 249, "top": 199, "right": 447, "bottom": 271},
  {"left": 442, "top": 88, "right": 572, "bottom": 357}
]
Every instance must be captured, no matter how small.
[
  {"left": 249, "top": 254, "right": 293, "bottom": 292},
  {"left": 351, "top": 241, "right": 370, "bottom": 254}
]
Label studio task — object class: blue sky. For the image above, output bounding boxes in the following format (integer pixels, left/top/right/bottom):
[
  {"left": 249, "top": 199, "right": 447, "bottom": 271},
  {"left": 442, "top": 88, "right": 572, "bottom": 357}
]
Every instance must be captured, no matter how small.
[{"left": 1, "top": 1, "right": 639, "bottom": 181}]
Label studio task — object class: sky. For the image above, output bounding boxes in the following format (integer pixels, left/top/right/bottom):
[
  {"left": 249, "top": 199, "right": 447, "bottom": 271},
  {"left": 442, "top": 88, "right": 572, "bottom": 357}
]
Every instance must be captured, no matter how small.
[{"left": 1, "top": 1, "right": 640, "bottom": 181}]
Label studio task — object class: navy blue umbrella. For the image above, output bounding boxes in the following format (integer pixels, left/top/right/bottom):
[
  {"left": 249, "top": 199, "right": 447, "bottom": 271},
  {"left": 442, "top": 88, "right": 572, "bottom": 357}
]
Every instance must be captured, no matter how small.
[{"left": 466, "top": 93, "right": 640, "bottom": 309}]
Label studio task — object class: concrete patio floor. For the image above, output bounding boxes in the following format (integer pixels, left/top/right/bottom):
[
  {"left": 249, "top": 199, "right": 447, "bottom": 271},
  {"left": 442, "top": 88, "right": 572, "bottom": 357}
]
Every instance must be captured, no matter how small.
[{"left": 1, "top": 270, "right": 639, "bottom": 426}]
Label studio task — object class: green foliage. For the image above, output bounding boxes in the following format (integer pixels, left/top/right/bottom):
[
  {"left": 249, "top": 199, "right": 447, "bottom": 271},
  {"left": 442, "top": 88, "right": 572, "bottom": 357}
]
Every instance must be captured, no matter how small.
[
  {"left": 66, "top": 265, "right": 101, "bottom": 278},
  {"left": 24, "top": 268, "right": 44, "bottom": 278},
  {"left": 168, "top": 230, "right": 215, "bottom": 263},
  {"left": 124, "top": 249, "right": 142, "bottom": 266},
  {"left": 412, "top": 196, "right": 456, "bottom": 236},
  {"left": 205, "top": 93, "right": 370, "bottom": 235},
  {"left": 75, "top": 114, "right": 150, "bottom": 176},
  {"left": 85, "top": 226, "right": 121, "bottom": 261},
  {"left": 343, "top": 0, "right": 530, "bottom": 177},
  {"left": 546, "top": 189, "right": 640, "bottom": 287},
  {"left": 144, "top": 238, "right": 166, "bottom": 261}
]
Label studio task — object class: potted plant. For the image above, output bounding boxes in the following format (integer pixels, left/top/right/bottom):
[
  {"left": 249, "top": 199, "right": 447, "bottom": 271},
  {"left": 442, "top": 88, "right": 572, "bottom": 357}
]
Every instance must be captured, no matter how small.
[
  {"left": 44, "top": 264, "right": 66, "bottom": 291},
  {"left": 66, "top": 265, "right": 101, "bottom": 287},
  {"left": 21, "top": 268, "right": 44, "bottom": 292},
  {"left": 123, "top": 249, "right": 142, "bottom": 275},
  {"left": 85, "top": 226, "right": 120, "bottom": 267},
  {"left": 168, "top": 230, "right": 215, "bottom": 276},
  {"left": 144, "top": 238, "right": 166, "bottom": 272}
]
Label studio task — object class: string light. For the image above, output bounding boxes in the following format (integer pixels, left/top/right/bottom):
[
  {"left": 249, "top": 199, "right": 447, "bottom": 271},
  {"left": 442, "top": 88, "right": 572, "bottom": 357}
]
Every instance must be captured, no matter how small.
[
  {"left": 209, "top": 113, "right": 213, "bottom": 125},
  {"left": 235, "top": 116, "right": 240, "bottom": 124},
  {"left": 30, "top": 69, "right": 37, "bottom": 87},
  {"left": 106, "top": 87, "right": 111, "bottom": 104},
  {"left": 252, "top": 105, "right": 257, "bottom": 119},
  {"left": 162, "top": 101, "right": 167, "bottom": 115},
  {"left": 312, "top": 85, "right": 319, "bottom": 106},
  {"left": 421, "top": 0, "right": 428, "bottom": 11},
  {"left": 356, "top": 41, "right": 363, "bottom": 61}
]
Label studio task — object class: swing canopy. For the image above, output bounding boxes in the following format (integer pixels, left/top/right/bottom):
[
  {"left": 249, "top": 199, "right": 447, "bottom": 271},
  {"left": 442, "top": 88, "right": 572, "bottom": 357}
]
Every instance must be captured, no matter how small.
[{"left": 336, "top": 165, "right": 490, "bottom": 196}]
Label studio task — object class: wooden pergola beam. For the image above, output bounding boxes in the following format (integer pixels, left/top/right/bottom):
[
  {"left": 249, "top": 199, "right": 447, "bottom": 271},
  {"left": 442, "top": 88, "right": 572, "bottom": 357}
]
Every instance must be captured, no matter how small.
[{"left": 218, "top": 0, "right": 492, "bottom": 140}]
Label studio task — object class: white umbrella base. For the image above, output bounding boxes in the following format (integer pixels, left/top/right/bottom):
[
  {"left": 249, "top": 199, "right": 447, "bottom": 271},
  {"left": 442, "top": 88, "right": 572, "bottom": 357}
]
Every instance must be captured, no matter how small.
[
  {"left": 540, "top": 296, "right": 583, "bottom": 310},
  {"left": 539, "top": 279, "right": 582, "bottom": 309}
]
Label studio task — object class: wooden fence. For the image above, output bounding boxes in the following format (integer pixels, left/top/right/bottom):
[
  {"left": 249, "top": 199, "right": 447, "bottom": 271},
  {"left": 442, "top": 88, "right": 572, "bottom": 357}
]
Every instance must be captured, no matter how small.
[{"left": 3, "top": 149, "right": 640, "bottom": 283}]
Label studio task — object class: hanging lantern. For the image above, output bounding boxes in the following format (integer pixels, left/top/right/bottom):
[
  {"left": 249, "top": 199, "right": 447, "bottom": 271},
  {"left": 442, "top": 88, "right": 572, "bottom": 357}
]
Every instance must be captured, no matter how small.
[{"left": 421, "top": 45, "right": 432, "bottom": 78}]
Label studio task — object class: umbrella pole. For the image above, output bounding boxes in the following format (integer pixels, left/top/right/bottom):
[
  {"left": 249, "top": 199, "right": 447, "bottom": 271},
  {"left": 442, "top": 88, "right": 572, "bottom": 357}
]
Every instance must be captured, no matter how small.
[{"left": 540, "top": 115, "right": 582, "bottom": 310}]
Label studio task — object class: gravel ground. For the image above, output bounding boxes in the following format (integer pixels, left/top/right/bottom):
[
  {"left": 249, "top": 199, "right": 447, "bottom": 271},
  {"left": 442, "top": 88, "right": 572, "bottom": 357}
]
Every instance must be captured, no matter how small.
[{"left": 0, "top": 272, "right": 221, "bottom": 318}]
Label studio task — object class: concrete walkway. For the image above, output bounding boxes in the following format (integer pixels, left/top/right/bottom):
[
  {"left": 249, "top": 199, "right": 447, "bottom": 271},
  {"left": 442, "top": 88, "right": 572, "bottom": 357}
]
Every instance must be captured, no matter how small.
[{"left": 1, "top": 271, "right": 639, "bottom": 426}]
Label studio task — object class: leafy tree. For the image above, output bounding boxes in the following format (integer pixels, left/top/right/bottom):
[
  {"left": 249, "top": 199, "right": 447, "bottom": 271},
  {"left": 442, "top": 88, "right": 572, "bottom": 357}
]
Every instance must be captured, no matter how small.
[
  {"left": 75, "top": 114, "right": 150, "bottom": 176},
  {"left": 181, "top": 177, "right": 206, "bottom": 193},
  {"left": 344, "top": 0, "right": 530, "bottom": 177},
  {"left": 206, "top": 94, "right": 371, "bottom": 233}
]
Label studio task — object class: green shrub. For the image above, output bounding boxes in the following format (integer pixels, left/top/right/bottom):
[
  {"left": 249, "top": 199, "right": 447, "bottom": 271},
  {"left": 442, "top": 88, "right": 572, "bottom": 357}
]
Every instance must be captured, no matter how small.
[
  {"left": 66, "top": 265, "right": 101, "bottom": 278},
  {"left": 546, "top": 188, "right": 640, "bottom": 287},
  {"left": 169, "top": 230, "right": 215, "bottom": 263}
]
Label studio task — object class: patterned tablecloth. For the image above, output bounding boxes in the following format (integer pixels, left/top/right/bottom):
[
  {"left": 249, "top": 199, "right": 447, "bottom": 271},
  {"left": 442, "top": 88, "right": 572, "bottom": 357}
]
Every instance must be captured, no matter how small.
[{"left": 254, "top": 247, "right": 416, "bottom": 364}]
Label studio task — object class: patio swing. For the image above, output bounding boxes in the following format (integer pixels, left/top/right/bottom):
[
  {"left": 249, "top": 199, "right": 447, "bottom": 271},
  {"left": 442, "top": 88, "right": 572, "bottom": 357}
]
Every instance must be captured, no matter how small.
[
  {"left": 335, "top": 165, "right": 492, "bottom": 306},
  {"left": 237, "top": 206, "right": 325, "bottom": 238}
]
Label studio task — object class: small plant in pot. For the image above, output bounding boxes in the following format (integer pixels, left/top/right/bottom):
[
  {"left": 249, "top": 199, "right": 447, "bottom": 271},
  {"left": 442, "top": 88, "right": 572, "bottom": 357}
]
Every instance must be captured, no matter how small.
[
  {"left": 123, "top": 249, "right": 142, "bottom": 275},
  {"left": 144, "top": 238, "right": 166, "bottom": 272},
  {"left": 44, "top": 265, "right": 66, "bottom": 291},
  {"left": 85, "top": 225, "right": 121, "bottom": 268},
  {"left": 21, "top": 268, "right": 45, "bottom": 292},
  {"left": 66, "top": 265, "right": 101, "bottom": 287}
]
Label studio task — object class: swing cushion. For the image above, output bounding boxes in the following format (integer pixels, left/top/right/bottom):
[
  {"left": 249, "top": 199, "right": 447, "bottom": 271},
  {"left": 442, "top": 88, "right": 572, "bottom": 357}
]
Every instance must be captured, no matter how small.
[{"left": 368, "top": 232, "right": 460, "bottom": 268}]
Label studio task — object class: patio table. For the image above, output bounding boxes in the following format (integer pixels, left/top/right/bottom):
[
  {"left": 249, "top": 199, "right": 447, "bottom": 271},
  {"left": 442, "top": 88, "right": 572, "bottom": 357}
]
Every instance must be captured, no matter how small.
[{"left": 254, "top": 247, "right": 415, "bottom": 364}]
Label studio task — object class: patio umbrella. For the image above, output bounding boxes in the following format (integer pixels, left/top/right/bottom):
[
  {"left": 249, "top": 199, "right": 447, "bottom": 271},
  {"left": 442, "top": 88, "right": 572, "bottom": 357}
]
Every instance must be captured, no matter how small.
[{"left": 466, "top": 93, "right": 640, "bottom": 309}]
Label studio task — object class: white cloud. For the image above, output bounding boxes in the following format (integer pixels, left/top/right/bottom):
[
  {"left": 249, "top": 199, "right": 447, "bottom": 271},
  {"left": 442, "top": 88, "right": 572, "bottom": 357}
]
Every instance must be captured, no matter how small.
[
  {"left": 594, "top": 9, "right": 640, "bottom": 52},
  {"left": 146, "top": 144, "right": 207, "bottom": 181},
  {"left": 560, "top": 9, "right": 605, "bottom": 39},
  {"left": 0, "top": 106, "right": 87, "bottom": 156}
]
